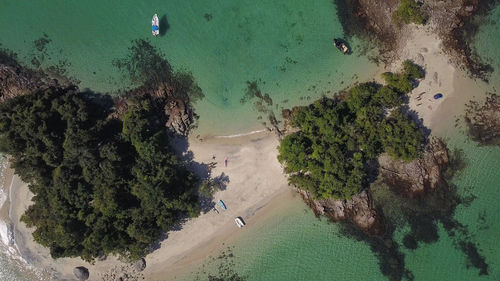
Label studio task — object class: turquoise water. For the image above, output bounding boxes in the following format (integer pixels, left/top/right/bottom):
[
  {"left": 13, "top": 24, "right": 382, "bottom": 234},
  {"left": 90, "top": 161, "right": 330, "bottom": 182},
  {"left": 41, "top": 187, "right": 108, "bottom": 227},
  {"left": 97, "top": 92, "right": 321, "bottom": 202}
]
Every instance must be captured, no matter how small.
[
  {"left": 1, "top": 1, "right": 499, "bottom": 281},
  {"left": 0, "top": 0, "right": 376, "bottom": 136}
]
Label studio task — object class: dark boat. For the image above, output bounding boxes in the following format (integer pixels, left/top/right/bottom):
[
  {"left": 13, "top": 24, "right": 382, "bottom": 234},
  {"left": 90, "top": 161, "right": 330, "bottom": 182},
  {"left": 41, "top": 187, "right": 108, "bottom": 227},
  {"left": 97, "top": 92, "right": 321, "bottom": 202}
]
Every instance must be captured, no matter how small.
[{"left": 333, "top": 38, "right": 349, "bottom": 54}]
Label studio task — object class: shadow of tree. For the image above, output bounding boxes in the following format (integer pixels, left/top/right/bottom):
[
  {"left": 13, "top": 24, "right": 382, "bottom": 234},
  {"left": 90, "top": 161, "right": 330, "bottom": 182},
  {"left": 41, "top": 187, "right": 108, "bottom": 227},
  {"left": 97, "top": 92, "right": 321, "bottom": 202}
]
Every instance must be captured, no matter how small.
[{"left": 213, "top": 172, "right": 230, "bottom": 191}]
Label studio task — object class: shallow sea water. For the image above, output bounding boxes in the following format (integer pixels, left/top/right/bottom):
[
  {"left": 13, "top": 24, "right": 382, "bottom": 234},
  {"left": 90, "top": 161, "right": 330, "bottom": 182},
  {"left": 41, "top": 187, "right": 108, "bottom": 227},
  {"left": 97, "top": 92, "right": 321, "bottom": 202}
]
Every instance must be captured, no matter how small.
[
  {"left": 0, "top": 0, "right": 376, "bottom": 136},
  {"left": 0, "top": 1, "right": 499, "bottom": 281}
]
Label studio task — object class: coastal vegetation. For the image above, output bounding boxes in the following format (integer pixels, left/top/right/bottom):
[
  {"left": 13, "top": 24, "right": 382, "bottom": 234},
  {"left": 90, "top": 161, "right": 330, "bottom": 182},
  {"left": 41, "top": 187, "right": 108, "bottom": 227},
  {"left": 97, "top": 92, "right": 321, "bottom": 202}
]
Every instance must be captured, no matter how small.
[
  {"left": 278, "top": 61, "right": 424, "bottom": 200},
  {"left": 393, "top": 0, "right": 428, "bottom": 25},
  {"left": 0, "top": 87, "right": 200, "bottom": 261}
]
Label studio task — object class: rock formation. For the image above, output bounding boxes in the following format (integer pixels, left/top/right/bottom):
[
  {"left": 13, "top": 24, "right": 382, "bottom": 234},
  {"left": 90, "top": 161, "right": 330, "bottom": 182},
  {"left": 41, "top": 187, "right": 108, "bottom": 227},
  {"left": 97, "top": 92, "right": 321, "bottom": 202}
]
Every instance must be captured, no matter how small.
[
  {"left": 73, "top": 266, "right": 90, "bottom": 281},
  {"left": 465, "top": 94, "right": 500, "bottom": 146},
  {"left": 0, "top": 64, "right": 44, "bottom": 102},
  {"left": 164, "top": 98, "right": 191, "bottom": 136},
  {"left": 298, "top": 189, "right": 383, "bottom": 235},
  {"left": 378, "top": 138, "right": 449, "bottom": 197},
  {"left": 297, "top": 138, "right": 450, "bottom": 236}
]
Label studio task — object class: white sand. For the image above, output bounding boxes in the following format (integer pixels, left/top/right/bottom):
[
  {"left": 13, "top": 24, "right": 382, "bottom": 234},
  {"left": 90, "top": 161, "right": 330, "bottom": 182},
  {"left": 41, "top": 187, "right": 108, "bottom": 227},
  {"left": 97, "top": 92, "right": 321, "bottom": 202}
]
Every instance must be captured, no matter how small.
[{"left": 379, "top": 25, "right": 489, "bottom": 132}]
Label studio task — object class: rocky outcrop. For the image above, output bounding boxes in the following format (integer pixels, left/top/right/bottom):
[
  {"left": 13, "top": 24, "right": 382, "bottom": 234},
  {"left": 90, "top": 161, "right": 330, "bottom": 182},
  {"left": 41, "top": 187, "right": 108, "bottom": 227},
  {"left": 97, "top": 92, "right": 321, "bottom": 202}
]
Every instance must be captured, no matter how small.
[
  {"left": 378, "top": 138, "right": 449, "bottom": 197},
  {"left": 114, "top": 82, "right": 194, "bottom": 136},
  {"left": 164, "top": 98, "right": 191, "bottom": 136},
  {"left": 298, "top": 189, "right": 382, "bottom": 235},
  {"left": 73, "top": 266, "right": 90, "bottom": 281},
  {"left": 0, "top": 64, "right": 44, "bottom": 102},
  {"left": 340, "top": 0, "right": 495, "bottom": 79},
  {"left": 465, "top": 94, "right": 500, "bottom": 146}
]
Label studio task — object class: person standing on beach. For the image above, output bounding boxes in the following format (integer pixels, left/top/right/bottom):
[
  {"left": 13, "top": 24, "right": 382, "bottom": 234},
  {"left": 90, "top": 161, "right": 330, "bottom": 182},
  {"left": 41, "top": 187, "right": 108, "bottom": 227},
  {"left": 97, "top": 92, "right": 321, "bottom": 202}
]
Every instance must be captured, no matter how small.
[{"left": 224, "top": 157, "right": 228, "bottom": 167}]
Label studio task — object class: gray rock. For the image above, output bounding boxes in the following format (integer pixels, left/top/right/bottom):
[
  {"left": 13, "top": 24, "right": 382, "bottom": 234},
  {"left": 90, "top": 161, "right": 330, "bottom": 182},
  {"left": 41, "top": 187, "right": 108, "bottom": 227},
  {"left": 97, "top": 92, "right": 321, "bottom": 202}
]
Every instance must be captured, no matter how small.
[
  {"left": 298, "top": 189, "right": 382, "bottom": 235},
  {"left": 133, "top": 258, "right": 146, "bottom": 272},
  {"left": 378, "top": 138, "right": 449, "bottom": 197},
  {"left": 73, "top": 266, "right": 89, "bottom": 281}
]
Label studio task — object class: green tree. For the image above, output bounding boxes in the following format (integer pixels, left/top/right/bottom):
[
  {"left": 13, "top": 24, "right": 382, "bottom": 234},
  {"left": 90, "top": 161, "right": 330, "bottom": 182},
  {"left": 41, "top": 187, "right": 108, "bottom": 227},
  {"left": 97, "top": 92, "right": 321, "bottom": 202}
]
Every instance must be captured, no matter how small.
[
  {"left": 277, "top": 62, "right": 425, "bottom": 200},
  {"left": 0, "top": 88, "right": 200, "bottom": 261}
]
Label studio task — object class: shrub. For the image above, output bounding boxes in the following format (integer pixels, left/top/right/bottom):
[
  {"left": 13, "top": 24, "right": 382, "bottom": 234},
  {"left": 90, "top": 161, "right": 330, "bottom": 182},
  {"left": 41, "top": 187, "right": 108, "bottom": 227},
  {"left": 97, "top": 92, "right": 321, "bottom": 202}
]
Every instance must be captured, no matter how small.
[{"left": 393, "top": 0, "right": 428, "bottom": 25}]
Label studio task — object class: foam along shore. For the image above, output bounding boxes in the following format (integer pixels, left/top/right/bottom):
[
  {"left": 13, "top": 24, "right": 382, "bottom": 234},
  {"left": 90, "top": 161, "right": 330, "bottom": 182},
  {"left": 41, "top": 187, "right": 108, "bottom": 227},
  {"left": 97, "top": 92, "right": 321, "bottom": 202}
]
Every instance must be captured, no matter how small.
[{"left": 5, "top": 130, "right": 291, "bottom": 280}]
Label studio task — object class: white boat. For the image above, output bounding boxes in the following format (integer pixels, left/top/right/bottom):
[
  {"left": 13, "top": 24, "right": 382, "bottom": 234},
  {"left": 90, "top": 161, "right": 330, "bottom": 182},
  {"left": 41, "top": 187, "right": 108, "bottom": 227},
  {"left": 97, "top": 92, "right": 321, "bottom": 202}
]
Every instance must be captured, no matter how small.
[
  {"left": 152, "top": 14, "right": 159, "bottom": 36},
  {"left": 235, "top": 217, "right": 246, "bottom": 228}
]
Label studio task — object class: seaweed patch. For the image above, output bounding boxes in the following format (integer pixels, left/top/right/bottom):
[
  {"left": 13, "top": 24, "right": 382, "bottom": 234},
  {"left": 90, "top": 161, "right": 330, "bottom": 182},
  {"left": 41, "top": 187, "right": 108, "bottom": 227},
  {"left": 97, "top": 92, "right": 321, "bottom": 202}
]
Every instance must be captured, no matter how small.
[{"left": 192, "top": 246, "right": 247, "bottom": 281}]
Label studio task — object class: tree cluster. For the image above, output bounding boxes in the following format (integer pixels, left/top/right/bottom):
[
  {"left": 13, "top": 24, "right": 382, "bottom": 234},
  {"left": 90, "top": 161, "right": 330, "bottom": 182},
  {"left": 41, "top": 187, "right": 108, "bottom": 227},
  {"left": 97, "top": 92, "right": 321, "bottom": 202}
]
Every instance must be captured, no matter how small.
[
  {"left": 278, "top": 61, "right": 424, "bottom": 200},
  {"left": 393, "top": 0, "right": 428, "bottom": 25},
  {"left": 0, "top": 88, "right": 199, "bottom": 261}
]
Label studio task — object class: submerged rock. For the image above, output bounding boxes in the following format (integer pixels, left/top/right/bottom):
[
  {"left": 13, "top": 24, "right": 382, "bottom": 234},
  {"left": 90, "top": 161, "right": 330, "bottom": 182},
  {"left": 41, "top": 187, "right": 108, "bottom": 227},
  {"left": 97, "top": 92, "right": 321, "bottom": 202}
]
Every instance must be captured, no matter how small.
[
  {"left": 73, "top": 266, "right": 89, "bottom": 281},
  {"left": 465, "top": 94, "right": 500, "bottom": 146},
  {"left": 378, "top": 138, "right": 449, "bottom": 197},
  {"left": 298, "top": 189, "right": 382, "bottom": 235}
]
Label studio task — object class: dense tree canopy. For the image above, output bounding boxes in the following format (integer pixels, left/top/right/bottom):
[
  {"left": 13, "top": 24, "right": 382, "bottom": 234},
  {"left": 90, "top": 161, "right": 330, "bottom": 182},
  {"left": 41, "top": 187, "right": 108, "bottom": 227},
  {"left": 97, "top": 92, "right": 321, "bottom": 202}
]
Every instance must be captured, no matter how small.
[
  {"left": 0, "top": 88, "right": 199, "bottom": 261},
  {"left": 278, "top": 61, "right": 424, "bottom": 200}
]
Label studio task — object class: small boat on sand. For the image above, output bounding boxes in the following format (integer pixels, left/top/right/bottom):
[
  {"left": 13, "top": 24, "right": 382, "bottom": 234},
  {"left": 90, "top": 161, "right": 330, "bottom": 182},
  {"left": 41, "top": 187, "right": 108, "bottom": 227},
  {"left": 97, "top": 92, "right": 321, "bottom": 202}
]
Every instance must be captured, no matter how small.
[
  {"left": 219, "top": 200, "right": 227, "bottom": 210},
  {"left": 333, "top": 38, "right": 349, "bottom": 54},
  {"left": 235, "top": 217, "right": 246, "bottom": 228},
  {"left": 152, "top": 14, "right": 159, "bottom": 36},
  {"left": 433, "top": 93, "right": 443, "bottom": 100}
]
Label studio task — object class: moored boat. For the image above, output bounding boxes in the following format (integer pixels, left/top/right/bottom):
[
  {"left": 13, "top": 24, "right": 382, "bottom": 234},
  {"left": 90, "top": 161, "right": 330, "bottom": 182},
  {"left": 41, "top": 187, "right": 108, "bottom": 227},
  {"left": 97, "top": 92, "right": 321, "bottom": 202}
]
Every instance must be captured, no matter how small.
[
  {"left": 333, "top": 38, "right": 349, "bottom": 54},
  {"left": 152, "top": 14, "right": 159, "bottom": 36}
]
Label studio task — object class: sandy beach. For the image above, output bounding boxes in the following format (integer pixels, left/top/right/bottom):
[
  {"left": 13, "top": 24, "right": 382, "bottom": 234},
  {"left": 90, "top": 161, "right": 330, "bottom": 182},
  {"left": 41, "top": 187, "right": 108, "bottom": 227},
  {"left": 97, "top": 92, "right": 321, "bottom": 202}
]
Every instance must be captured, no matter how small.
[
  {"left": 0, "top": 24, "right": 494, "bottom": 281},
  {"left": 379, "top": 25, "right": 490, "bottom": 133},
  {"left": 3, "top": 130, "right": 292, "bottom": 281}
]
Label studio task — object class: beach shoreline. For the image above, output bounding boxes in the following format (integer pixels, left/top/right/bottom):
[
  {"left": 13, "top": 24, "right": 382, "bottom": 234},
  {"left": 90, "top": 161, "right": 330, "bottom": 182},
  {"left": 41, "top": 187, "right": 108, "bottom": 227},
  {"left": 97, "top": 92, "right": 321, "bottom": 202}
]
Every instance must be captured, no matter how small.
[{"left": 3, "top": 130, "right": 293, "bottom": 281}]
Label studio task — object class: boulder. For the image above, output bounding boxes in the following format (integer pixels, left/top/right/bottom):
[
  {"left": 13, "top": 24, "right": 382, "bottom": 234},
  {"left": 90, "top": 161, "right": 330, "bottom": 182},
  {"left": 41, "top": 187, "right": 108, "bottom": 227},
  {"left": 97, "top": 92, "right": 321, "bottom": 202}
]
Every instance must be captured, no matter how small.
[
  {"left": 73, "top": 266, "right": 89, "bottom": 281},
  {"left": 133, "top": 258, "right": 146, "bottom": 272},
  {"left": 465, "top": 5, "right": 474, "bottom": 12}
]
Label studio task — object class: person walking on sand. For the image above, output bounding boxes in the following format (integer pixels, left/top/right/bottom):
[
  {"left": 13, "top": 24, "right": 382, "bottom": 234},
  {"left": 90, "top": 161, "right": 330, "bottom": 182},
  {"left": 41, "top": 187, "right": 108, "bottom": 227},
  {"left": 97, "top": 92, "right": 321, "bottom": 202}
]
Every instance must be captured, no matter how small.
[{"left": 224, "top": 157, "right": 228, "bottom": 167}]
